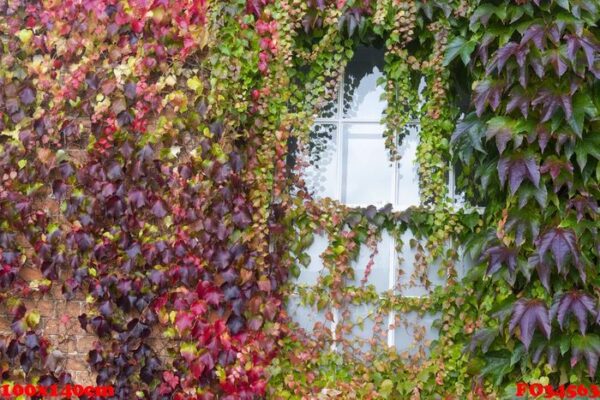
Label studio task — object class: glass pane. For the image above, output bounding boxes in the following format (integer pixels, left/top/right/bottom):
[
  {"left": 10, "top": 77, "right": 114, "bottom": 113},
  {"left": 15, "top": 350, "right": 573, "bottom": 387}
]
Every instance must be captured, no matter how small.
[
  {"left": 343, "top": 305, "right": 387, "bottom": 353},
  {"left": 343, "top": 46, "right": 386, "bottom": 120},
  {"left": 304, "top": 124, "right": 338, "bottom": 199},
  {"left": 287, "top": 296, "right": 328, "bottom": 333},
  {"left": 394, "top": 311, "right": 439, "bottom": 354},
  {"left": 317, "top": 88, "right": 339, "bottom": 119},
  {"left": 395, "top": 125, "right": 420, "bottom": 209},
  {"left": 457, "top": 245, "right": 476, "bottom": 280},
  {"left": 347, "top": 231, "right": 392, "bottom": 293},
  {"left": 295, "top": 233, "right": 329, "bottom": 286},
  {"left": 342, "top": 123, "right": 394, "bottom": 206},
  {"left": 396, "top": 230, "right": 445, "bottom": 297}
]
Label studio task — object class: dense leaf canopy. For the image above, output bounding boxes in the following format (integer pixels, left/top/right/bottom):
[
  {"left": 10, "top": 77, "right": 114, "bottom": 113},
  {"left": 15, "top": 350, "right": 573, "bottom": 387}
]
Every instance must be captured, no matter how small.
[{"left": 0, "top": 0, "right": 599, "bottom": 399}]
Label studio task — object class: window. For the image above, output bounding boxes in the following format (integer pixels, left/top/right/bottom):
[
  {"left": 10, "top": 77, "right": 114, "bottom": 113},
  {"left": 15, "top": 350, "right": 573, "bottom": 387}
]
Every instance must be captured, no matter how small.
[
  {"left": 289, "top": 46, "right": 450, "bottom": 354},
  {"left": 302, "top": 46, "right": 421, "bottom": 210}
]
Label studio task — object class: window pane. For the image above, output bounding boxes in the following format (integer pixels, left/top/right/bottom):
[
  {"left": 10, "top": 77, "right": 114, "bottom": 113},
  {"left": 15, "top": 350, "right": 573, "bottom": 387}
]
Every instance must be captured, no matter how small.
[
  {"left": 395, "top": 125, "right": 420, "bottom": 209},
  {"left": 394, "top": 311, "right": 439, "bottom": 353},
  {"left": 343, "top": 305, "right": 387, "bottom": 352},
  {"left": 343, "top": 46, "right": 386, "bottom": 120},
  {"left": 304, "top": 124, "right": 338, "bottom": 199},
  {"left": 395, "top": 230, "right": 445, "bottom": 297},
  {"left": 295, "top": 233, "right": 329, "bottom": 286},
  {"left": 287, "top": 296, "right": 328, "bottom": 333},
  {"left": 347, "top": 231, "right": 392, "bottom": 293},
  {"left": 317, "top": 89, "right": 339, "bottom": 119},
  {"left": 342, "top": 123, "right": 394, "bottom": 206}
]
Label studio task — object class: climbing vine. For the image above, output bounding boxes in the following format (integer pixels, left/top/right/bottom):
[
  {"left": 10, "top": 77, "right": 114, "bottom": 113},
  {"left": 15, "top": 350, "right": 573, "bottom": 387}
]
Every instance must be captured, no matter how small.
[{"left": 0, "top": 0, "right": 598, "bottom": 399}]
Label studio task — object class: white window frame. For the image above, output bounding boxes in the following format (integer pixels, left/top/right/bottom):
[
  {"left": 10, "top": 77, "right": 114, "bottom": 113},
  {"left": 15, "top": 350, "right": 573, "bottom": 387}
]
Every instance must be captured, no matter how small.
[{"left": 292, "top": 52, "right": 465, "bottom": 351}]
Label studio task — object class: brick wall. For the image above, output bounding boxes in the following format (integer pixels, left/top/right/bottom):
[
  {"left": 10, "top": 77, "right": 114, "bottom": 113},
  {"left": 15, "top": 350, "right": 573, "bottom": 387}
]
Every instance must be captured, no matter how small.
[
  {"left": 2, "top": 153, "right": 171, "bottom": 387},
  {"left": 1, "top": 266, "right": 171, "bottom": 388},
  {"left": 0, "top": 282, "right": 96, "bottom": 386}
]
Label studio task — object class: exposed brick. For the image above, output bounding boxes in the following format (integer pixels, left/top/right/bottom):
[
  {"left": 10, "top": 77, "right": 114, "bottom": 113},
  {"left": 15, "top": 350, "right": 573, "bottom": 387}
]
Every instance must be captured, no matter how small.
[
  {"left": 66, "top": 356, "right": 88, "bottom": 372},
  {"left": 0, "top": 317, "right": 11, "bottom": 334},
  {"left": 33, "top": 299, "right": 56, "bottom": 318},
  {"left": 75, "top": 335, "right": 96, "bottom": 353},
  {"left": 66, "top": 301, "right": 82, "bottom": 317},
  {"left": 74, "top": 371, "right": 95, "bottom": 387},
  {"left": 50, "top": 283, "right": 63, "bottom": 299}
]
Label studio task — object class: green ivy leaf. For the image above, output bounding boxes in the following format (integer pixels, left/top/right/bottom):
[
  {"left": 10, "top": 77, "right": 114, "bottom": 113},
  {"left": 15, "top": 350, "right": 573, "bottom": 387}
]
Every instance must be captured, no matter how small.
[
  {"left": 574, "top": 133, "right": 600, "bottom": 171},
  {"left": 444, "top": 37, "right": 476, "bottom": 66},
  {"left": 569, "top": 92, "right": 597, "bottom": 137},
  {"left": 379, "top": 379, "right": 394, "bottom": 397}
]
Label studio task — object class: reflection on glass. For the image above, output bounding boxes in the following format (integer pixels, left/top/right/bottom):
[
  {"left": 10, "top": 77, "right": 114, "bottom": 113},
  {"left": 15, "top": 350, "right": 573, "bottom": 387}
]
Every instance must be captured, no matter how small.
[
  {"left": 342, "top": 123, "right": 393, "bottom": 205},
  {"left": 348, "top": 231, "right": 392, "bottom": 293},
  {"left": 296, "top": 233, "right": 329, "bottom": 286},
  {"left": 345, "top": 304, "right": 384, "bottom": 353},
  {"left": 395, "top": 230, "right": 445, "bottom": 297},
  {"left": 343, "top": 46, "right": 386, "bottom": 120},
  {"left": 396, "top": 125, "right": 420, "bottom": 209},
  {"left": 287, "top": 296, "right": 327, "bottom": 333},
  {"left": 394, "top": 311, "right": 439, "bottom": 354},
  {"left": 304, "top": 124, "right": 337, "bottom": 199},
  {"left": 317, "top": 89, "right": 339, "bottom": 119}
]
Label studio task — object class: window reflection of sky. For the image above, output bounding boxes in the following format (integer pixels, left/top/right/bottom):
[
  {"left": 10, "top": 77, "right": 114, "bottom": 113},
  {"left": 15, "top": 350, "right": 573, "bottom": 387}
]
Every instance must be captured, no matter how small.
[
  {"left": 306, "top": 46, "right": 421, "bottom": 210},
  {"left": 291, "top": 46, "right": 441, "bottom": 353}
]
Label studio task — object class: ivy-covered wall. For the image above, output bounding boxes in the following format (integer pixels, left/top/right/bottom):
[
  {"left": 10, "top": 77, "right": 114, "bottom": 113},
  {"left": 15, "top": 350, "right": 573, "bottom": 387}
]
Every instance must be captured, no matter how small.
[{"left": 0, "top": 0, "right": 599, "bottom": 399}]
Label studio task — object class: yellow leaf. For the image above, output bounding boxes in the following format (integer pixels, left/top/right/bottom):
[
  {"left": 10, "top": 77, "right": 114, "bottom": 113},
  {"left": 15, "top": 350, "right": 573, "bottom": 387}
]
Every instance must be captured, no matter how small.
[
  {"left": 16, "top": 29, "right": 33, "bottom": 44},
  {"left": 187, "top": 77, "right": 203, "bottom": 92},
  {"left": 165, "top": 75, "right": 177, "bottom": 86},
  {"left": 25, "top": 311, "right": 40, "bottom": 328}
]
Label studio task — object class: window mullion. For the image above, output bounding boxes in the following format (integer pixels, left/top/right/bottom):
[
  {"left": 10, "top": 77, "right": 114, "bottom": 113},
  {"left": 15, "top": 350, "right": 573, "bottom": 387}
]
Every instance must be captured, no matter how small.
[{"left": 331, "top": 74, "right": 345, "bottom": 349}]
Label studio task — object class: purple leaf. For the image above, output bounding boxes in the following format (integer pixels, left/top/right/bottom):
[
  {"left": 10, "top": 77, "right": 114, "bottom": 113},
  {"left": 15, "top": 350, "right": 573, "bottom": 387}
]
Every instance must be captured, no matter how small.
[
  {"left": 559, "top": 97, "right": 574, "bottom": 125},
  {"left": 529, "top": 254, "right": 551, "bottom": 292},
  {"left": 486, "top": 119, "right": 513, "bottom": 154},
  {"left": 497, "top": 155, "right": 540, "bottom": 194},
  {"left": 580, "top": 34, "right": 600, "bottom": 70},
  {"left": 212, "top": 249, "right": 231, "bottom": 270},
  {"left": 548, "top": 25, "right": 561, "bottom": 45},
  {"left": 530, "top": 56, "right": 545, "bottom": 78},
  {"left": 550, "top": 291, "right": 597, "bottom": 334},
  {"left": 548, "top": 51, "right": 568, "bottom": 77},
  {"left": 124, "top": 82, "right": 137, "bottom": 99},
  {"left": 532, "top": 88, "right": 561, "bottom": 122},
  {"left": 536, "top": 228, "right": 582, "bottom": 279},
  {"left": 506, "top": 88, "right": 529, "bottom": 117},
  {"left": 571, "top": 335, "right": 600, "bottom": 377},
  {"left": 482, "top": 245, "right": 518, "bottom": 276},
  {"left": 117, "top": 111, "right": 133, "bottom": 127},
  {"left": 468, "top": 328, "right": 498, "bottom": 353},
  {"left": 24, "top": 332, "right": 39, "bottom": 349},
  {"left": 19, "top": 87, "right": 35, "bottom": 105},
  {"left": 521, "top": 25, "right": 545, "bottom": 49},
  {"left": 226, "top": 315, "right": 245, "bottom": 335},
  {"left": 128, "top": 189, "right": 146, "bottom": 208},
  {"left": 509, "top": 299, "right": 551, "bottom": 350},
  {"left": 106, "top": 161, "right": 123, "bottom": 181},
  {"left": 566, "top": 34, "right": 581, "bottom": 61},
  {"left": 232, "top": 208, "right": 252, "bottom": 228},
  {"left": 151, "top": 199, "right": 168, "bottom": 218},
  {"left": 568, "top": 195, "right": 599, "bottom": 222},
  {"left": 98, "top": 301, "right": 112, "bottom": 317},
  {"left": 488, "top": 42, "right": 519, "bottom": 73},
  {"left": 473, "top": 80, "right": 504, "bottom": 116}
]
